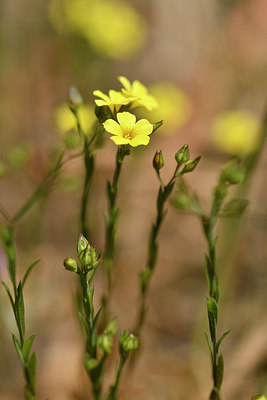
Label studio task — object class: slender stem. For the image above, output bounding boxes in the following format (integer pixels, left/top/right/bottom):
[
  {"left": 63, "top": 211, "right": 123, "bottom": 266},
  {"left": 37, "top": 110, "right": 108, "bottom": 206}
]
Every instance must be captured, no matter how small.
[
  {"left": 80, "top": 137, "right": 94, "bottom": 238},
  {"left": 135, "top": 170, "right": 178, "bottom": 336},
  {"left": 102, "top": 148, "right": 125, "bottom": 324},
  {"left": 108, "top": 358, "right": 126, "bottom": 400}
]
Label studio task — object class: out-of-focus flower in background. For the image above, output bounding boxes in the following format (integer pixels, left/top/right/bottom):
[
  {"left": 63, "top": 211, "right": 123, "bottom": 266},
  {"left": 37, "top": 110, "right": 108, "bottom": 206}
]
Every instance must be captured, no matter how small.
[
  {"left": 54, "top": 103, "right": 96, "bottom": 134},
  {"left": 142, "top": 83, "right": 192, "bottom": 134},
  {"left": 7, "top": 144, "right": 32, "bottom": 170},
  {"left": 48, "top": 0, "right": 146, "bottom": 59},
  {"left": 211, "top": 110, "right": 260, "bottom": 156},
  {"left": 54, "top": 103, "right": 96, "bottom": 148}
]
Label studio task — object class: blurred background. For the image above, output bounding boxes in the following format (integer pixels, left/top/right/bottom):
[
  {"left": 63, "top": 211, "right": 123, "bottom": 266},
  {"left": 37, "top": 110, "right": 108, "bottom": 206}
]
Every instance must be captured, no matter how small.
[{"left": 0, "top": 0, "right": 267, "bottom": 399}]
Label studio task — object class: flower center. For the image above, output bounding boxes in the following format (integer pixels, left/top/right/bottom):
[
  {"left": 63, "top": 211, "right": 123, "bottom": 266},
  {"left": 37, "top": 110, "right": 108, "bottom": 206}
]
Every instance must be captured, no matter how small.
[{"left": 123, "top": 129, "right": 133, "bottom": 140}]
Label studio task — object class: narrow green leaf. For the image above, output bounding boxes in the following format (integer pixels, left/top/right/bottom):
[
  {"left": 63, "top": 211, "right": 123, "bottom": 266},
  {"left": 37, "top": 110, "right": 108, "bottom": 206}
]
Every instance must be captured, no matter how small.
[
  {"left": 163, "top": 181, "right": 175, "bottom": 200},
  {"left": 207, "top": 297, "right": 218, "bottom": 343},
  {"left": 22, "top": 260, "right": 39, "bottom": 289},
  {"left": 28, "top": 352, "right": 37, "bottom": 391},
  {"left": 17, "top": 282, "right": 25, "bottom": 337},
  {"left": 12, "top": 334, "right": 25, "bottom": 367},
  {"left": 205, "top": 331, "right": 213, "bottom": 364},
  {"left": 216, "top": 330, "right": 230, "bottom": 353},
  {"left": 1, "top": 281, "right": 14, "bottom": 311},
  {"left": 93, "top": 307, "right": 102, "bottom": 331},
  {"left": 23, "top": 335, "right": 35, "bottom": 362},
  {"left": 216, "top": 353, "right": 224, "bottom": 390},
  {"left": 24, "top": 385, "right": 35, "bottom": 400},
  {"left": 77, "top": 311, "right": 89, "bottom": 337}
]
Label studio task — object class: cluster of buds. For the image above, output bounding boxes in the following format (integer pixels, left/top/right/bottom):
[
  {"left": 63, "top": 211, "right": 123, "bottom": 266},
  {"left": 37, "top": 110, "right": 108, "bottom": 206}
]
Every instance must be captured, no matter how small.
[
  {"left": 63, "top": 234, "right": 101, "bottom": 276},
  {"left": 175, "top": 144, "right": 201, "bottom": 174},
  {"left": 119, "top": 331, "right": 139, "bottom": 361},
  {"left": 97, "top": 318, "right": 117, "bottom": 355}
]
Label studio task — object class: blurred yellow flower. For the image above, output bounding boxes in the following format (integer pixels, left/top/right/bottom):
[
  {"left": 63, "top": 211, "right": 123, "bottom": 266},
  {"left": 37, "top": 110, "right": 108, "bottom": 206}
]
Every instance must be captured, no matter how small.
[
  {"left": 48, "top": 0, "right": 146, "bottom": 60},
  {"left": 103, "top": 112, "right": 153, "bottom": 147},
  {"left": 54, "top": 104, "right": 96, "bottom": 135},
  {"left": 118, "top": 76, "right": 158, "bottom": 111},
  {"left": 141, "top": 83, "right": 192, "bottom": 134},
  {"left": 93, "top": 90, "right": 131, "bottom": 112},
  {"left": 212, "top": 110, "right": 260, "bottom": 156}
]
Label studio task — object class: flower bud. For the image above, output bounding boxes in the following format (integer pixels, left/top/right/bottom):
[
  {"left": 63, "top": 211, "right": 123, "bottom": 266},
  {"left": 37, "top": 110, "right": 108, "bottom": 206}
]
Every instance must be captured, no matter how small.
[
  {"left": 64, "top": 257, "right": 78, "bottom": 273},
  {"left": 180, "top": 156, "right": 201, "bottom": 174},
  {"left": 175, "top": 144, "right": 190, "bottom": 166},
  {"left": 153, "top": 150, "right": 165, "bottom": 171},
  {"left": 68, "top": 86, "right": 83, "bottom": 109},
  {"left": 152, "top": 120, "right": 163, "bottom": 133},
  {"left": 119, "top": 331, "right": 139, "bottom": 359},
  {"left": 220, "top": 161, "right": 246, "bottom": 185},
  {"left": 98, "top": 333, "right": 114, "bottom": 355},
  {"left": 104, "top": 318, "right": 117, "bottom": 336},
  {"left": 77, "top": 234, "right": 88, "bottom": 254}
]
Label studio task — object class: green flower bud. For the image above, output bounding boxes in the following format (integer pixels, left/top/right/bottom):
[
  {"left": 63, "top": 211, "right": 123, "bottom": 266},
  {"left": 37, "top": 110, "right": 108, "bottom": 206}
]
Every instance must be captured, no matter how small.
[
  {"left": 220, "top": 160, "right": 246, "bottom": 185},
  {"left": 152, "top": 120, "right": 163, "bottom": 133},
  {"left": 180, "top": 156, "right": 201, "bottom": 174},
  {"left": 104, "top": 318, "right": 117, "bottom": 336},
  {"left": 98, "top": 333, "right": 114, "bottom": 355},
  {"left": 68, "top": 86, "right": 83, "bottom": 109},
  {"left": 64, "top": 257, "right": 78, "bottom": 273},
  {"left": 214, "top": 183, "right": 228, "bottom": 202},
  {"left": 84, "top": 356, "right": 99, "bottom": 372},
  {"left": 77, "top": 234, "right": 88, "bottom": 255},
  {"left": 175, "top": 144, "right": 190, "bottom": 166},
  {"left": 153, "top": 150, "right": 165, "bottom": 171},
  {"left": 251, "top": 396, "right": 267, "bottom": 400},
  {"left": 77, "top": 235, "right": 101, "bottom": 270},
  {"left": 119, "top": 331, "right": 139, "bottom": 359},
  {"left": 172, "top": 193, "right": 191, "bottom": 211}
]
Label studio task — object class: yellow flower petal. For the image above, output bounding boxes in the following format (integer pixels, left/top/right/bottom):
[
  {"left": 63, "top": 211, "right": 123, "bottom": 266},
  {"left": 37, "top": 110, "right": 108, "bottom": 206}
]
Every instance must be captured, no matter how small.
[
  {"left": 132, "top": 119, "right": 153, "bottom": 136},
  {"left": 130, "top": 135, "right": 150, "bottom": 147},
  {"left": 117, "top": 112, "right": 136, "bottom": 130},
  {"left": 103, "top": 119, "right": 123, "bottom": 136},
  {"left": 93, "top": 90, "right": 110, "bottom": 102},
  {"left": 110, "top": 136, "right": 129, "bottom": 145},
  {"left": 139, "top": 95, "right": 158, "bottom": 111},
  {"left": 109, "top": 90, "right": 129, "bottom": 105},
  {"left": 118, "top": 76, "right": 131, "bottom": 91},
  {"left": 132, "top": 80, "right": 147, "bottom": 96}
]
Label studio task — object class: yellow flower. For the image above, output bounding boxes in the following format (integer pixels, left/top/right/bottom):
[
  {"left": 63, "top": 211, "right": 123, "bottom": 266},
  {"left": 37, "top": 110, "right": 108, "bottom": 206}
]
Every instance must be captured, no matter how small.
[
  {"left": 48, "top": 0, "right": 146, "bottom": 60},
  {"left": 118, "top": 76, "right": 158, "bottom": 111},
  {"left": 103, "top": 112, "right": 153, "bottom": 147},
  {"left": 93, "top": 90, "right": 131, "bottom": 112},
  {"left": 54, "top": 104, "right": 96, "bottom": 135},
  {"left": 212, "top": 110, "right": 260, "bottom": 156}
]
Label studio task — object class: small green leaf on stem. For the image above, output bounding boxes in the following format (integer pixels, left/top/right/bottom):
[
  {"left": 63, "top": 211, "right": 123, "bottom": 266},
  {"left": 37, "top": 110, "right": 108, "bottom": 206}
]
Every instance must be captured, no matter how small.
[
  {"left": 22, "top": 335, "right": 35, "bottom": 363},
  {"left": 12, "top": 334, "right": 25, "bottom": 367}
]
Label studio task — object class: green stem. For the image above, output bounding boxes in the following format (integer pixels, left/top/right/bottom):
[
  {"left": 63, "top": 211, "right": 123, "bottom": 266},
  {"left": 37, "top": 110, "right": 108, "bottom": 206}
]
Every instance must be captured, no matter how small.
[
  {"left": 135, "top": 170, "right": 178, "bottom": 335},
  {"left": 108, "top": 358, "right": 126, "bottom": 400},
  {"left": 102, "top": 148, "right": 126, "bottom": 324},
  {"left": 80, "top": 137, "right": 94, "bottom": 238}
]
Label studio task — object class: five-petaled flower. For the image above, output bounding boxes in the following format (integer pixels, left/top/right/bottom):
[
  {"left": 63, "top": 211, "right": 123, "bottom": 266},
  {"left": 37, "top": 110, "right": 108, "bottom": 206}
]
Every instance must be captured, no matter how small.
[
  {"left": 103, "top": 112, "right": 153, "bottom": 147},
  {"left": 93, "top": 89, "right": 131, "bottom": 112},
  {"left": 118, "top": 76, "right": 158, "bottom": 111}
]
